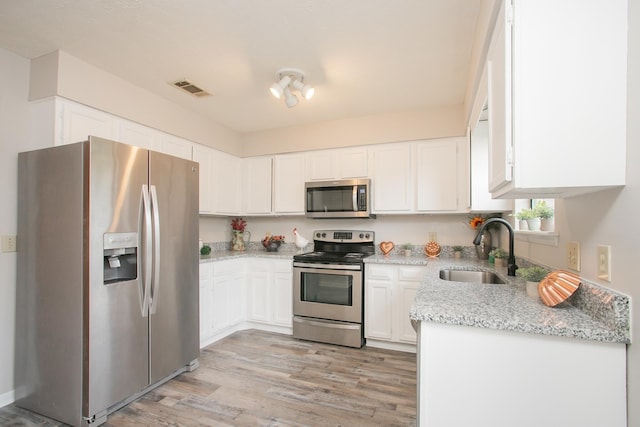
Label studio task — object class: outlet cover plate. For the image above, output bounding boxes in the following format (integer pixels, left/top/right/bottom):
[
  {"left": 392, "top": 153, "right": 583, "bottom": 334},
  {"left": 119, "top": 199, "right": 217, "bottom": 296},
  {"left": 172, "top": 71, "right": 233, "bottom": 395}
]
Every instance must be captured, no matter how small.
[
  {"left": 1, "top": 235, "right": 17, "bottom": 253},
  {"left": 567, "top": 241, "right": 580, "bottom": 271},
  {"left": 597, "top": 245, "right": 611, "bottom": 281}
]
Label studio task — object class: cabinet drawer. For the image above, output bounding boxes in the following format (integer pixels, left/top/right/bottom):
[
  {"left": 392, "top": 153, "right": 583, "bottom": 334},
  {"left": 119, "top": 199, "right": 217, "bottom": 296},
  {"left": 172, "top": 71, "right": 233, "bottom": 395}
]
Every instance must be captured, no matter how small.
[
  {"left": 398, "top": 266, "right": 425, "bottom": 281},
  {"left": 367, "top": 265, "right": 394, "bottom": 280},
  {"left": 213, "top": 259, "right": 244, "bottom": 276}
]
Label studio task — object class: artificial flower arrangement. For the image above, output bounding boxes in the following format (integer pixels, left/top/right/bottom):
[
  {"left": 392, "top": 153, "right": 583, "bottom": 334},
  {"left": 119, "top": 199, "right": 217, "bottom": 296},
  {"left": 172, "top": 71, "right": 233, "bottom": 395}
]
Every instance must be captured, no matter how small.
[
  {"left": 468, "top": 213, "right": 501, "bottom": 230},
  {"left": 262, "top": 233, "right": 285, "bottom": 251},
  {"left": 231, "top": 217, "right": 247, "bottom": 232}
]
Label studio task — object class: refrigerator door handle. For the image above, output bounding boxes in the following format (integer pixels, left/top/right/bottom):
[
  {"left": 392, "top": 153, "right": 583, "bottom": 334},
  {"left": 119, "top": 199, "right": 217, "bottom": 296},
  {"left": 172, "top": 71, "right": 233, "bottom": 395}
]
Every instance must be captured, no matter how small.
[
  {"left": 149, "top": 184, "right": 161, "bottom": 314},
  {"left": 141, "top": 184, "right": 152, "bottom": 317}
]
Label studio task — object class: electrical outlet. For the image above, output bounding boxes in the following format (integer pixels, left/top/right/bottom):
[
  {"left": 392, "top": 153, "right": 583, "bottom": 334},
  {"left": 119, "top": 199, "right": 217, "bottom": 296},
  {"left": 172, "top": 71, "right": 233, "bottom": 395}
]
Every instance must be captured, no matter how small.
[
  {"left": 597, "top": 245, "right": 611, "bottom": 281},
  {"left": 1, "top": 235, "right": 17, "bottom": 253},
  {"left": 567, "top": 241, "right": 580, "bottom": 271}
]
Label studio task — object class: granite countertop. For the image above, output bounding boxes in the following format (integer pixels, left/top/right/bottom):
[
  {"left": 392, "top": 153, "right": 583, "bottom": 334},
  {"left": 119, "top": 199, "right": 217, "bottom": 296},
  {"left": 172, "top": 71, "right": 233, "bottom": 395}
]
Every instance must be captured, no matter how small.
[
  {"left": 365, "top": 256, "right": 630, "bottom": 344},
  {"left": 200, "top": 249, "right": 297, "bottom": 263}
]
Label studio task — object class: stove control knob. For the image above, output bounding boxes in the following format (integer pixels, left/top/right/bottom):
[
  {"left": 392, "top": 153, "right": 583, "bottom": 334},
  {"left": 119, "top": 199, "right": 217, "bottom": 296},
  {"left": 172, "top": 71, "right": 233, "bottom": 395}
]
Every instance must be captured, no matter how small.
[
  {"left": 321, "top": 232, "right": 327, "bottom": 238},
  {"left": 359, "top": 233, "right": 365, "bottom": 239},
  {"left": 365, "top": 233, "right": 371, "bottom": 239}
]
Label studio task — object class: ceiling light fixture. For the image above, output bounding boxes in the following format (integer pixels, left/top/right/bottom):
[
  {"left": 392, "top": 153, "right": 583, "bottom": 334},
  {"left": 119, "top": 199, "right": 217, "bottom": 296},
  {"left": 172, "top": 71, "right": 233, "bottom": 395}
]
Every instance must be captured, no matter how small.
[{"left": 270, "top": 68, "right": 314, "bottom": 108}]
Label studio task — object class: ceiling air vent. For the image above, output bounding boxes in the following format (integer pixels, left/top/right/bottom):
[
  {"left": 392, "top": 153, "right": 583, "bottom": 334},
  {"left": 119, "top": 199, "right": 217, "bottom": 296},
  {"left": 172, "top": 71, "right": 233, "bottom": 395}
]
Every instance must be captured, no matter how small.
[{"left": 171, "top": 79, "right": 211, "bottom": 97}]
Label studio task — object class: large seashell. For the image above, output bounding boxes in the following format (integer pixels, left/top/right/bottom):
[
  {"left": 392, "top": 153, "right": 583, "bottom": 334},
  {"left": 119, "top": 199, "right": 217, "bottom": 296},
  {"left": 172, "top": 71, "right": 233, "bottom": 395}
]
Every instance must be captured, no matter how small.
[
  {"left": 379, "top": 241, "right": 395, "bottom": 255},
  {"left": 538, "top": 270, "right": 581, "bottom": 307}
]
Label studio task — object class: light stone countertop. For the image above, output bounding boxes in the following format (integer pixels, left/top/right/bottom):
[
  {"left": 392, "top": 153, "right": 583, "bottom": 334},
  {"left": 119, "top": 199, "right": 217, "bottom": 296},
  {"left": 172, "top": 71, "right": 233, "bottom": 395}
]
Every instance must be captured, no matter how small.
[
  {"left": 365, "top": 255, "right": 630, "bottom": 344},
  {"left": 200, "top": 249, "right": 297, "bottom": 263}
]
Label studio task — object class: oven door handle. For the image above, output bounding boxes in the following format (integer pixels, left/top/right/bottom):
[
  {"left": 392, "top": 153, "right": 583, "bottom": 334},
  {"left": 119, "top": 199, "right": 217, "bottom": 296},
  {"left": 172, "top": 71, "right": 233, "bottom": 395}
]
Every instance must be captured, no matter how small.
[{"left": 293, "top": 261, "right": 362, "bottom": 271}]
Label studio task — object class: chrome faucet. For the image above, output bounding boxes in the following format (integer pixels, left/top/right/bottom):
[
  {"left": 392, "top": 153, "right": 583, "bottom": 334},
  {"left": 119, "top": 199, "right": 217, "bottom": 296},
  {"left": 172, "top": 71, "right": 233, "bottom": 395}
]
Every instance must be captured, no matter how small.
[{"left": 473, "top": 218, "right": 518, "bottom": 276}]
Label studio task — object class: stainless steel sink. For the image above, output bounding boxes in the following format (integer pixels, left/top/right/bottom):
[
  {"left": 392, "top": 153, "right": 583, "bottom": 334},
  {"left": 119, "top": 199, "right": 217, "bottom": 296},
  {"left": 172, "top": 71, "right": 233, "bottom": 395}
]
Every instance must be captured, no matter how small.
[{"left": 439, "top": 269, "right": 505, "bottom": 284}]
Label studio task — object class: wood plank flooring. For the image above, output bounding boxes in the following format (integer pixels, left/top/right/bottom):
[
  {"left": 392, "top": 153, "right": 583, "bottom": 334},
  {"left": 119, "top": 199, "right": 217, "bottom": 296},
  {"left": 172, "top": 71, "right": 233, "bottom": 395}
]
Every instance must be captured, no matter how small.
[{"left": 1, "top": 330, "right": 416, "bottom": 426}]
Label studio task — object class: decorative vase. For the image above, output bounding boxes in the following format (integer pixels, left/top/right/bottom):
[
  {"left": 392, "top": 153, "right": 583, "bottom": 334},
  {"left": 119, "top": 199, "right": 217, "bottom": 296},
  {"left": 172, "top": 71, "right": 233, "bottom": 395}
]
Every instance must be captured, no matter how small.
[
  {"left": 475, "top": 229, "right": 492, "bottom": 260},
  {"left": 494, "top": 258, "right": 506, "bottom": 268},
  {"left": 264, "top": 240, "right": 282, "bottom": 252},
  {"left": 526, "top": 218, "right": 541, "bottom": 231},
  {"left": 232, "top": 230, "right": 245, "bottom": 251},
  {"left": 518, "top": 220, "right": 528, "bottom": 231},
  {"left": 526, "top": 281, "right": 541, "bottom": 299},
  {"left": 454, "top": 251, "right": 462, "bottom": 259}
]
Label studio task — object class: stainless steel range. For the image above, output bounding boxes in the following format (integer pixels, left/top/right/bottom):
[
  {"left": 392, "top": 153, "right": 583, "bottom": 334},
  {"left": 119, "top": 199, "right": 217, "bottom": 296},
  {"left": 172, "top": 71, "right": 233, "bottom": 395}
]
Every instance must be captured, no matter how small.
[{"left": 292, "top": 230, "right": 375, "bottom": 348}]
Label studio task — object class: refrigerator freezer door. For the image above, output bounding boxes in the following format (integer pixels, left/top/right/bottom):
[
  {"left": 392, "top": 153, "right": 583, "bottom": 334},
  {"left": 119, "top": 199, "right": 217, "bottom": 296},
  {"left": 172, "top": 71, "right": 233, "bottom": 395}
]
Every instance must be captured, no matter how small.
[
  {"left": 148, "top": 150, "right": 200, "bottom": 384},
  {"left": 86, "top": 139, "right": 150, "bottom": 417}
]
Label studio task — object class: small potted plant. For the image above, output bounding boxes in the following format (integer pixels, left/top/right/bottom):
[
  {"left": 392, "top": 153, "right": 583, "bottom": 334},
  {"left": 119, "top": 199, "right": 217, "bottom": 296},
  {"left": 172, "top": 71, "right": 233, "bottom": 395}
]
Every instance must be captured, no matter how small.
[
  {"left": 200, "top": 244, "right": 211, "bottom": 257},
  {"left": 490, "top": 248, "right": 508, "bottom": 267},
  {"left": 516, "top": 266, "right": 550, "bottom": 299},
  {"left": 533, "top": 201, "right": 554, "bottom": 231},
  {"left": 515, "top": 209, "right": 534, "bottom": 231},
  {"left": 401, "top": 243, "right": 413, "bottom": 257},
  {"left": 452, "top": 245, "right": 463, "bottom": 259}
]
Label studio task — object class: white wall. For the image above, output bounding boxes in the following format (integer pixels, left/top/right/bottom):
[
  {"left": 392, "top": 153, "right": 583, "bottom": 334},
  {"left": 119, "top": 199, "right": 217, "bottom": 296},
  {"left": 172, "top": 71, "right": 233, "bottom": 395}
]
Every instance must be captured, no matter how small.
[
  {"left": 199, "top": 214, "right": 481, "bottom": 249},
  {"left": 240, "top": 106, "right": 466, "bottom": 157},
  {"left": 29, "top": 50, "right": 243, "bottom": 156},
  {"left": 0, "top": 49, "right": 50, "bottom": 405},
  {"left": 511, "top": 2, "right": 640, "bottom": 425}
]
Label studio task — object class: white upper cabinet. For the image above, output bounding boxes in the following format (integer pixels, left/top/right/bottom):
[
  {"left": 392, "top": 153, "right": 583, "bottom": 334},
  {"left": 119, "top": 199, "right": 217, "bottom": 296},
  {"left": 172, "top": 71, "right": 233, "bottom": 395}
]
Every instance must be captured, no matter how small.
[
  {"left": 192, "top": 144, "right": 214, "bottom": 214},
  {"left": 370, "top": 143, "right": 413, "bottom": 213},
  {"left": 118, "top": 119, "right": 161, "bottom": 151},
  {"left": 470, "top": 119, "right": 511, "bottom": 212},
  {"left": 273, "top": 153, "right": 306, "bottom": 214},
  {"left": 243, "top": 156, "right": 273, "bottom": 215},
  {"left": 305, "top": 147, "right": 368, "bottom": 181},
  {"left": 415, "top": 137, "right": 469, "bottom": 213},
  {"left": 213, "top": 150, "right": 242, "bottom": 215},
  {"left": 487, "top": 0, "right": 627, "bottom": 198},
  {"left": 159, "top": 134, "right": 193, "bottom": 160},
  {"left": 56, "top": 99, "right": 117, "bottom": 146}
]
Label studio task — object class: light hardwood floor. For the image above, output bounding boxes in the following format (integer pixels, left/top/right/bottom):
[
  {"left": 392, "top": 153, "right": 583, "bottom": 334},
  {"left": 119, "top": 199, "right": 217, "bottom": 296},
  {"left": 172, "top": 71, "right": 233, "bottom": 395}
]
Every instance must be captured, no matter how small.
[{"left": 2, "top": 330, "right": 417, "bottom": 426}]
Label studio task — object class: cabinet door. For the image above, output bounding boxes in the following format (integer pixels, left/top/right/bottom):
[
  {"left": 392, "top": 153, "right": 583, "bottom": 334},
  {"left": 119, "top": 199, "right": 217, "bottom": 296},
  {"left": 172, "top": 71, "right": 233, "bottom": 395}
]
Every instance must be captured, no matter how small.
[
  {"left": 199, "top": 264, "right": 214, "bottom": 344},
  {"left": 306, "top": 151, "right": 335, "bottom": 181},
  {"left": 212, "top": 275, "right": 231, "bottom": 332},
  {"left": 336, "top": 148, "right": 368, "bottom": 179},
  {"left": 159, "top": 134, "right": 192, "bottom": 160},
  {"left": 59, "top": 100, "right": 117, "bottom": 146},
  {"left": 243, "top": 156, "right": 273, "bottom": 214},
  {"left": 487, "top": 0, "right": 513, "bottom": 193},
  {"left": 247, "top": 271, "right": 270, "bottom": 322},
  {"left": 396, "top": 267, "right": 422, "bottom": 343},
  {"left": 370, "top": 144, "right": 413, "bottom": 213},
  {"left": 272, "top": 272, "right": 293, "bottom": 327},
  {"left": 118, "top": 119, "right": 161, "bottom": 151},
  {"left": 416, "top": 140, "right": 461, "bottom": 212},
  {"left": 273, "top": 154, "right": 305, "bottom": 214},
  {"left": 470, "top": 120, "right": 511, "bottom": 211},
  {"left": 192, "top": 144, "right": 214, "bottom": 214},
  {"left": 366, "top": 279, "right": 393, "bottom": 340},
  {"left": 213, "top": 151, "right": 242, "bottom": 215}
]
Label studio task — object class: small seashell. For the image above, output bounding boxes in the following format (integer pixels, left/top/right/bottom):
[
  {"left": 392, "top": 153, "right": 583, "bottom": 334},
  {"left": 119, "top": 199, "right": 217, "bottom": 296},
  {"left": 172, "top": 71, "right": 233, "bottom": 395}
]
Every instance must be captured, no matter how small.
[{"left": 538, "top": 270, "right": 581, "bottom": 307}]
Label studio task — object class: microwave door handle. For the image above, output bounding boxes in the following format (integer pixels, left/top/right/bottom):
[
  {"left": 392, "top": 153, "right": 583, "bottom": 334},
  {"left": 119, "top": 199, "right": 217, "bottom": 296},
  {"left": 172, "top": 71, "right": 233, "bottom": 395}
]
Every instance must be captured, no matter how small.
[{"left": 352, "top": 185, "right": 358, "bottom": 212}]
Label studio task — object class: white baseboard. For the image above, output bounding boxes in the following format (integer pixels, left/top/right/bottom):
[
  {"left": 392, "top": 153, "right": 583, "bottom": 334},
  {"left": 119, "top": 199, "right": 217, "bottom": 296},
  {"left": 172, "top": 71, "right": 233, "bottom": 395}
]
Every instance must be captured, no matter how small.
[
  {"left": 0, "top": 389, "right": 15, "bottom": 408},
  {"left": 365, "top": 338, "right": 416, "bottom": 354}
]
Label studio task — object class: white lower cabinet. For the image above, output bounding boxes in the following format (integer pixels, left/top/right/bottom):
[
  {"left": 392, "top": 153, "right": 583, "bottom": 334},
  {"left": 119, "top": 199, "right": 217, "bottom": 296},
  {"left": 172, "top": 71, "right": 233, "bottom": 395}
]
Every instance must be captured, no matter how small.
[
  {"left": 246, "top": 258, "right": 293, "bottom": 328},
  {"left": 199, "top": 259, "right": 245, "bottom": 347},
  {"left": 365, "top": 264, "right": 421, "bottom": 346}
]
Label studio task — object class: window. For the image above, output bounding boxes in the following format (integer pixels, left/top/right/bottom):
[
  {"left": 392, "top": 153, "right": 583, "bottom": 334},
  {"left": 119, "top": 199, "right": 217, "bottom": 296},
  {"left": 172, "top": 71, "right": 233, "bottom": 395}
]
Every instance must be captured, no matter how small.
[{"left": 513, "top": 198, "right": 555, "bottom": 232}]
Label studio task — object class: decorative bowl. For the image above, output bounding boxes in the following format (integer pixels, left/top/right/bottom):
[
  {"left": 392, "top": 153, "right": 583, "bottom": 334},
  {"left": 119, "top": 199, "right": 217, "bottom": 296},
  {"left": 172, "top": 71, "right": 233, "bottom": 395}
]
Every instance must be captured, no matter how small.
[{"left": 263, "top": 240, "right": 282, "bottom": 252}]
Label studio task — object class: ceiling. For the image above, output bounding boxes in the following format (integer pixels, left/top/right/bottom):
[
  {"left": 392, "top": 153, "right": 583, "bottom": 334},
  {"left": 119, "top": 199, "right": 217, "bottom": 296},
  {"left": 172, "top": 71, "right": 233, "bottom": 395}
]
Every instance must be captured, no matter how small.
[{"left": 0, "top": 0, "right": 483, "bottom": 134}]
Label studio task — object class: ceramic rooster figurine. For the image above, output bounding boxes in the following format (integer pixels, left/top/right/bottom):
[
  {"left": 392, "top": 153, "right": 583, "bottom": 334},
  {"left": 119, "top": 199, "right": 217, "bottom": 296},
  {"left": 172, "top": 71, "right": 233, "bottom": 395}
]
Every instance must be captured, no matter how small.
[{"left": 293, "top": 228, "right": 309, "bottom": 250}]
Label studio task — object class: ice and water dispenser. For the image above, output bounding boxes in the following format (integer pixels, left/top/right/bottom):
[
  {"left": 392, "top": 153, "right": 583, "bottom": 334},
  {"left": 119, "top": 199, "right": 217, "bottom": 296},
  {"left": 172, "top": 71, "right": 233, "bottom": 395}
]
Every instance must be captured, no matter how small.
[{"left": 103, "top": 232, "right": 138, "bottom": 284}]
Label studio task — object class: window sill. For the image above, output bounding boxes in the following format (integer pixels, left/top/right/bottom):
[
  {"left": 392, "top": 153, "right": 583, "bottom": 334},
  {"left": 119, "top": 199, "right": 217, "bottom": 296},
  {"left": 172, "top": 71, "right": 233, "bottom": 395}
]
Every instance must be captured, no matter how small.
[{"left": 515, "top": 231, "right": 559, "bottom": 247}]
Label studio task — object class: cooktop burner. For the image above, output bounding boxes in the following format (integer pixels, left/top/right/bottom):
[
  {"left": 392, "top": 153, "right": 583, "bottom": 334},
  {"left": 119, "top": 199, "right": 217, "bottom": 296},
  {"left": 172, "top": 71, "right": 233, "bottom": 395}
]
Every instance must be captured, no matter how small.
[{"left": 293, "top": 230, "right": 375, "bottom": 264}]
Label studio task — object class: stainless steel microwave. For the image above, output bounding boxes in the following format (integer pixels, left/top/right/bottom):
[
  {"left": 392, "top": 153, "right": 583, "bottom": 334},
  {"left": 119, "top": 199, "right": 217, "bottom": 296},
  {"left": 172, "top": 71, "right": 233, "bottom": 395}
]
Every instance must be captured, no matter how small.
[{"left": 305, "top": 178, "right": 375, "bottom": 219}]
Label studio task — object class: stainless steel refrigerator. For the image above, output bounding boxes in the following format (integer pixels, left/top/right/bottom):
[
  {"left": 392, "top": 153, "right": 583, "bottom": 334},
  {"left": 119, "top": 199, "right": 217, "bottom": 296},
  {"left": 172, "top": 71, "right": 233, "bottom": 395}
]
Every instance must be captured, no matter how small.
[{"left": 15, "top": 136, "right": 200, "bottom": 426}]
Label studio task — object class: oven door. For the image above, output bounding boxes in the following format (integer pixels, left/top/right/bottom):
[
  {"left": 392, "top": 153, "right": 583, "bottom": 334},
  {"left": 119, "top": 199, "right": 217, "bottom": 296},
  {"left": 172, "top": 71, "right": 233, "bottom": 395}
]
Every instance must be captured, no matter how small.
[{"left": 293, "top": 263, "right": 362, "bottom": 324}]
